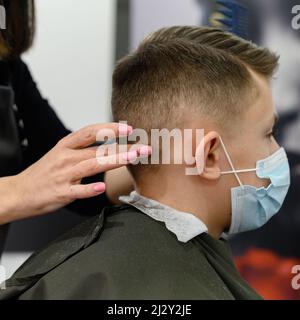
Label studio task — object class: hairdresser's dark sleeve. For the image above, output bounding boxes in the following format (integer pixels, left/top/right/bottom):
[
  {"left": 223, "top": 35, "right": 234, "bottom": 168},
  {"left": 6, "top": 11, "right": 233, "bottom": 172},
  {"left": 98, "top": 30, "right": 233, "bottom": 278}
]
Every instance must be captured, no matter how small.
[
  {"left": 8, "top": 58, "right": 111, "bottom": 215},
  {"left": 9, "top": 58, "right": 70, "bottom": 167}
]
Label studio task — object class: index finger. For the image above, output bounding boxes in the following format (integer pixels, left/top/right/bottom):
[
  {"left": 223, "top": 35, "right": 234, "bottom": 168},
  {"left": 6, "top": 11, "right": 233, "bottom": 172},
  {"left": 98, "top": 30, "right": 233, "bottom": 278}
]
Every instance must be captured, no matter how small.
[{"left": 59, "top": 122, "right": 133, "bottom": 149}]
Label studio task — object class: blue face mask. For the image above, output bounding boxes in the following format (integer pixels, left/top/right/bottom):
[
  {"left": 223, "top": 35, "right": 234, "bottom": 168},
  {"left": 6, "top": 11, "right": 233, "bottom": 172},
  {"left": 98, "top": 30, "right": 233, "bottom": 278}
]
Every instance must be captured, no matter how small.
[{"left": 219, "top": 137, "right": 291, "bottom": 235}]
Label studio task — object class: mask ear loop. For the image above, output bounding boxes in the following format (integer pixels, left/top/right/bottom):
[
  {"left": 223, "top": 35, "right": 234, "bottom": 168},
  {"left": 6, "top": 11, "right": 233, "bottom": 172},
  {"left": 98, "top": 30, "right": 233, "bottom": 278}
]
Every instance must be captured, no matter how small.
[
  {"left": 219, "top": 136, "right": 244, "bottom": 188},
  {"left": 221, "top": 168, "right": 257, "bottom": 174}
]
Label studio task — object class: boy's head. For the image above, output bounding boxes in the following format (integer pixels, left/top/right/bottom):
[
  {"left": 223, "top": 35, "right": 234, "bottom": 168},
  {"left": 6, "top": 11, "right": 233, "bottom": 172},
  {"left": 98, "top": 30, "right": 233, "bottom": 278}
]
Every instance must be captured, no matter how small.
[{"left": 111, "top": 26, "right": 280, "bottom": 237}]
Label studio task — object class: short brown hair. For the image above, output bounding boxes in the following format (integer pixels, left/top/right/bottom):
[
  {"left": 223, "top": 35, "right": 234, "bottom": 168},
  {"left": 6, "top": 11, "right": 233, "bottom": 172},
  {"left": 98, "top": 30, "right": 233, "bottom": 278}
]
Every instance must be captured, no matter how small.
[
  {"left": 140, "top": 26, "right": 279, "bottom": 78},
  {"left": 111, "top": 26, "right": 279, "bottom": 181},
  {"left": 112, "top": 26, "right": 278, "bottom": 128}
]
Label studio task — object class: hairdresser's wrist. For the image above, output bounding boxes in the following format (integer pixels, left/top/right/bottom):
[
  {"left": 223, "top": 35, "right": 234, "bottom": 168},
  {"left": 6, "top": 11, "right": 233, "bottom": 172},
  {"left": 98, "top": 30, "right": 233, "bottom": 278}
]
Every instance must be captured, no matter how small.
[{"left": 0, "top": 175, "right": 23, "bottom": 225}]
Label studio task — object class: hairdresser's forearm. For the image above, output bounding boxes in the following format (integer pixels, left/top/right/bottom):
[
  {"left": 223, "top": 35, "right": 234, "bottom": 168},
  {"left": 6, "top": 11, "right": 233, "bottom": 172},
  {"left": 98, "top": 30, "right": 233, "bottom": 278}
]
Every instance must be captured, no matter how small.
[{"left": 0, "top": 176, "right": 21, "bottom": 225}]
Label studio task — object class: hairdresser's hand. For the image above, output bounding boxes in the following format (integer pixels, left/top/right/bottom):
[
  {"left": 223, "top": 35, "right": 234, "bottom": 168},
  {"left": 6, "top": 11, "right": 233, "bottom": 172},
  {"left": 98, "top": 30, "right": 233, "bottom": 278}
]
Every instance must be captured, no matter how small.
[{"left": 0, "top": 123, "right": 150, "bottom": 225}]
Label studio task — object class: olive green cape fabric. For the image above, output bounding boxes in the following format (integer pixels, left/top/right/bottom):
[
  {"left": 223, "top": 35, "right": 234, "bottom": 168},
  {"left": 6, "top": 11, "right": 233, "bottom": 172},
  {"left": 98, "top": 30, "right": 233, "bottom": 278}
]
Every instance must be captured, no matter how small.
[{"left": 0, "top": 205, "right": 262, "bottom": 300}]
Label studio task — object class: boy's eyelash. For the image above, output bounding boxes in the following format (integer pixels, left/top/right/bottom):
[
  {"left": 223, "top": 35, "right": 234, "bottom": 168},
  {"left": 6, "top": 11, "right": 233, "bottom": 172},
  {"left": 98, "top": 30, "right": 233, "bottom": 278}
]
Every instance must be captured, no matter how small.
[{"left": 267, "top": 128, "right": 279, "bottom": 137}]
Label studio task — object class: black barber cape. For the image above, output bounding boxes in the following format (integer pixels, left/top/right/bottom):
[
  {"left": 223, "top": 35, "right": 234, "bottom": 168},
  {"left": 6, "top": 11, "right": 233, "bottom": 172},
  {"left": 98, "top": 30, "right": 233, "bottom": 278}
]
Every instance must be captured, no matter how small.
[{"left": 0, "top": 205, "right": 262, "bottom": 300}]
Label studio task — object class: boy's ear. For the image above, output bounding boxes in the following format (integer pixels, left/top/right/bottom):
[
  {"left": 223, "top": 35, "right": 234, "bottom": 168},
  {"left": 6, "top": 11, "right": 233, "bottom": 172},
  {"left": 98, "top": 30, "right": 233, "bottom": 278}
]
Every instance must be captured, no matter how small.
[{"left": 195, "top": 131, "right": 222, "bottom": 180}]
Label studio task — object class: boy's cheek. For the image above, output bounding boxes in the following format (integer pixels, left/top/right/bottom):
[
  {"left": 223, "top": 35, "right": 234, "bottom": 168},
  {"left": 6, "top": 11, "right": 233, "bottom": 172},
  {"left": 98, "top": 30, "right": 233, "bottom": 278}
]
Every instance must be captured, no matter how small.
[{"left": 243, "top": 170, "right": 270, "bottom": 188}]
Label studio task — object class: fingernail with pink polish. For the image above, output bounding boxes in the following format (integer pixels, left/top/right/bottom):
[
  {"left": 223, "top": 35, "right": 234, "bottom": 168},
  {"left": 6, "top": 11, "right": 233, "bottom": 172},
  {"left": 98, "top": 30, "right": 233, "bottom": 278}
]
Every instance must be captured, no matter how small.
[
  {"left": 93, "top": 183, "right": 106, "bottom": 193},
  {"left": 139, "top": 146, "right": 152, "bottom": 156},
  {"left": 119, "top": 124, "right": 133, "bottom": 136},
  {"left": 122, "top": 150, "right": 137, "bottom": 161}
]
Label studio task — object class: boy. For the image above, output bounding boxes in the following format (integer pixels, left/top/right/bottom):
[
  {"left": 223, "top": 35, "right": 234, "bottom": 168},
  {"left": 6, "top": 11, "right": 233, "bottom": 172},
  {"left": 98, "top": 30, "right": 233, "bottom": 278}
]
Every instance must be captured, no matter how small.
[{"left": 0, "top": 26, "right": 290, "bottom": 299}]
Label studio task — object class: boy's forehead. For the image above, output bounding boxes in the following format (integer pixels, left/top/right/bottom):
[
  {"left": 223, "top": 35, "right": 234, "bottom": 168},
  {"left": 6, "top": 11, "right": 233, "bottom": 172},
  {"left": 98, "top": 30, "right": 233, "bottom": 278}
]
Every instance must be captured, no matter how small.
[
  {"left": 245, "top": 70, "right": 276, "bottom": 126},
  {"left": 248, "top": 96, "right": 275, "bottom": 129}
]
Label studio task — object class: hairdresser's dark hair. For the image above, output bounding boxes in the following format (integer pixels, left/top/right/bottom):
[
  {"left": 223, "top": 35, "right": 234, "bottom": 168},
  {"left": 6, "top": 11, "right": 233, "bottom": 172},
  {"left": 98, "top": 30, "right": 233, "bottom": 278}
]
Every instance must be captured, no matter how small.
[{"left": 0, "top": 0, "right": 35, "bottom": 58}]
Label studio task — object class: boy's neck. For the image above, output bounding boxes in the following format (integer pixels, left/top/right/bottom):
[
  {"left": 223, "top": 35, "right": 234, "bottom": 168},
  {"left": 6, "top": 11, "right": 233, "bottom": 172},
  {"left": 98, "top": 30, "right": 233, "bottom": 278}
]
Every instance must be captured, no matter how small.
[{"left": 136, "top": 183, "right": 225, "bottom": 240}]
